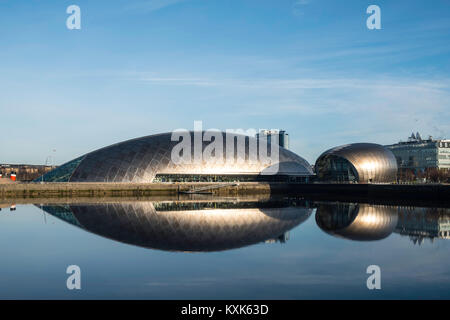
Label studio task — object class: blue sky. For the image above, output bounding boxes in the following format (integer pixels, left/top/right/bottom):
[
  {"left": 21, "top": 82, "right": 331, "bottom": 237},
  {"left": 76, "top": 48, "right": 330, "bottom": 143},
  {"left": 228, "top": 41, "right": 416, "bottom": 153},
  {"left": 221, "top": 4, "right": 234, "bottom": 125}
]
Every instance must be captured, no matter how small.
[{"left": 1, "top": 0, "right": 449, "bottom": 165}]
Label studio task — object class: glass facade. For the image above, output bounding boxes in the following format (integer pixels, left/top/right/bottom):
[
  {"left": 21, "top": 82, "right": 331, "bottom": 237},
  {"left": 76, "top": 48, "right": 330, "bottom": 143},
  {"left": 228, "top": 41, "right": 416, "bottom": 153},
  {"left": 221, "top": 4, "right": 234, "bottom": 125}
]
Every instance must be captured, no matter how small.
[
  {"left": 39, "top": 204, "right": 82, "bottom": 228},
  {"left": 315, "top": 155, "right": 358, "bottom": 183},
  {"left": 35, "top": 156, "right": 85, "bottom": 182},
  {"left": 153, "top": 173, "right": 310, "bottom": 183}
]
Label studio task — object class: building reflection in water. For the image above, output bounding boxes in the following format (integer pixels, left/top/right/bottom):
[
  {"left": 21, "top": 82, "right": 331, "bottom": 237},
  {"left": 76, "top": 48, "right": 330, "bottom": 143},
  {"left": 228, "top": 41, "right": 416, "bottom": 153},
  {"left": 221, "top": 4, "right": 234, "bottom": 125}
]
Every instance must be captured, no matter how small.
[
  {"left": 38, "top": 199, "right": 313, "bottom": 252},
  {"left": 395, "top": 207, "right": 450, "bottom": 245},
  {"left": 316, "top": 203, "right": 398, "bottom": 241},
  {"left": 316, "top": 202, "right": 450, "bottom": 244},
  {"left": 38, "top": 198, "right": 450, "bottom": 250}
]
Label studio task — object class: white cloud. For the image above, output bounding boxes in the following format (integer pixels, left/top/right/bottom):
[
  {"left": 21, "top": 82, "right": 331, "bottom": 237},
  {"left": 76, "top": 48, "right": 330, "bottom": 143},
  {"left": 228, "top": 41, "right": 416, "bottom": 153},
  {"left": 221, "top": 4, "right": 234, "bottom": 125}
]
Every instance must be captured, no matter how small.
[
  {"left": 139, "top": 72, "right": 450, "bottom": 150},
  {"left": 127, "top": 0, "right": 187, "bottom": 13},
  {"left": 292, "top": 0, "right": 311, "bottom": 16}
]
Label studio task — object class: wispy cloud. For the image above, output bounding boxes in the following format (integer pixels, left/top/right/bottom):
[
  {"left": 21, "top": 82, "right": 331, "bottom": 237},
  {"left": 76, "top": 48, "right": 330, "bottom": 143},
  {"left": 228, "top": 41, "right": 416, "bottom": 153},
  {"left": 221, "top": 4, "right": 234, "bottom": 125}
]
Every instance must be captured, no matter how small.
[
  {"left": 126, "top": 0, "right": 187, "bottom": 13},
  {"left": 292, "top": 0, "right": 311, "bottom": 16},
  {"left": 139, "top": 72, "right": 450, "bottom": 154},
  {"left": 140, "top": 74, "right": 449, "bottom": 91}
]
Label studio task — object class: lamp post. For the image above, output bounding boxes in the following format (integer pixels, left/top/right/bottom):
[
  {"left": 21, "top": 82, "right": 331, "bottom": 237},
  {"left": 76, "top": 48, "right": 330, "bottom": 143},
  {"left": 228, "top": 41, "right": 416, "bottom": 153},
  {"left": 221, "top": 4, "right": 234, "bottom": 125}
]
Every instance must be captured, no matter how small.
[{"left": 41, "top": 149, "right": 56, "bottom": 184}]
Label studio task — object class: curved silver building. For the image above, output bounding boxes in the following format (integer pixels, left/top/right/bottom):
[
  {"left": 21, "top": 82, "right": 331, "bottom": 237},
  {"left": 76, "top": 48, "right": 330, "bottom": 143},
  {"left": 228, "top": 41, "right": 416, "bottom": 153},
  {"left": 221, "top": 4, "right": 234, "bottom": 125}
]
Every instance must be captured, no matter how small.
[
  {"left": 39, "top": 199, "right": 313, "bottom": 251},
  {"left": 315, "top": 202, "right": 398, "bottom": 241},
  {"left": 315, "top": 143, "right": 397, "bottom": 183},
  {"left": 39, "top": 132, "right": 313, "bottom": 183}
]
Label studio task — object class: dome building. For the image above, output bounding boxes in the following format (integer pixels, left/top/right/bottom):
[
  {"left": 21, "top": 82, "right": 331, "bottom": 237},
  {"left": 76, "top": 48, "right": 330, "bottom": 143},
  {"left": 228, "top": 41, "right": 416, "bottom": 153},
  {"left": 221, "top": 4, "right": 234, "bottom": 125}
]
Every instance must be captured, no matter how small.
[
  {"left": 315, "top": 143, "right": 398, "bottom": 183},
  {"left": 38, "top": 132, "right": 313, "bottom": 183}
]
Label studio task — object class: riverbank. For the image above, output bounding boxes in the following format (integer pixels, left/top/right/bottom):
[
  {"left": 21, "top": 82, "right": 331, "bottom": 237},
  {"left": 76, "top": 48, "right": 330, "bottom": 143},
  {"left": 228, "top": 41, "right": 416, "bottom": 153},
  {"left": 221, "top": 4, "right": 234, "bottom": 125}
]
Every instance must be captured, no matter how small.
[
  {"left": 1, "top": 182, "right": 450, "bottom": 203},
  {"left": 0, "top": 182, "right": 272, "bottom": 199},
  {"left": 289, "top": 183, "right": 450, "bottom": 201}
]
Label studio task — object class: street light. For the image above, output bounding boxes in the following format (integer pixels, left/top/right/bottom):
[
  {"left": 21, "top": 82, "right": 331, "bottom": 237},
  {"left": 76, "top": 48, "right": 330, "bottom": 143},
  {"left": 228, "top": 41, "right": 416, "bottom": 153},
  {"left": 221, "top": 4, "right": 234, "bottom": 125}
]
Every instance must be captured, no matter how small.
[{"left": 41, "top": 149, "right": 56, "bottom": 184}]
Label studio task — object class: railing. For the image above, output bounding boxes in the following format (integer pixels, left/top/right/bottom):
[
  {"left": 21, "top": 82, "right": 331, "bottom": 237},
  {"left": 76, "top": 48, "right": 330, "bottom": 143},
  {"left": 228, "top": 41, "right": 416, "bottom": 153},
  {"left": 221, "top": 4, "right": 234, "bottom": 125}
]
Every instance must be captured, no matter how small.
[{"left": 179, "top": 183, "right": 239, "bottom": 194}]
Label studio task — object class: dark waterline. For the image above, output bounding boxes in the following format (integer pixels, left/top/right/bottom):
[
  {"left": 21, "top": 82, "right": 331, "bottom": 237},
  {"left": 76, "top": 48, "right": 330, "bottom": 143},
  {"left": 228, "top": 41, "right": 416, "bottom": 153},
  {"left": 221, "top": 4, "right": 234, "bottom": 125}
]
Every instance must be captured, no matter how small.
[{"left": 0, "top": 196, "right": 449, "bottom": 299}]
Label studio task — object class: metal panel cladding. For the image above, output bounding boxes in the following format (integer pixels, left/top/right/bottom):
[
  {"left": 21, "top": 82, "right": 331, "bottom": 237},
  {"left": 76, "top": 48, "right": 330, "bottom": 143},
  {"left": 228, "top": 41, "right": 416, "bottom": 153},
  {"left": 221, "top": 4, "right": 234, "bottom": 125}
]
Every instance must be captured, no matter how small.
[
  {"left": 40, "top": 201, "right": 313, "bottom": 252},
  {"left": 315, "top": 203, "right": 398, "bottom": 241},
  {"left": 315, "top": 143, "right": 398, "bottom": 183},
  {"left": 42, "top": 132, "right": 313, "bottom": 183}
]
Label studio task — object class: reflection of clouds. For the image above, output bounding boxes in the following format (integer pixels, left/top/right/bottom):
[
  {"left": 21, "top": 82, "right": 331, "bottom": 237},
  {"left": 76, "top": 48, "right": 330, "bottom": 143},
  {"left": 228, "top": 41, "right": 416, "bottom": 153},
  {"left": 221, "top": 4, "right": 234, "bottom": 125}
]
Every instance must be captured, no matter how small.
[
  {"left": 126, "top": 0, "right": 186, "bottom": 13},
  {"left": 34, "top": 200, "right": 450, "bottom": 299},
  {"left": 146, "top": 277, "right": 228, "bottom": 287},
  {"left": 146, "top": 272, "right": 366, "bottom": 289},
  {"left": 140, "top": 73, "right": 450, "bottom": 158},
  {"left": 292, "top": 0, "right": 310, "bottom": 17}
]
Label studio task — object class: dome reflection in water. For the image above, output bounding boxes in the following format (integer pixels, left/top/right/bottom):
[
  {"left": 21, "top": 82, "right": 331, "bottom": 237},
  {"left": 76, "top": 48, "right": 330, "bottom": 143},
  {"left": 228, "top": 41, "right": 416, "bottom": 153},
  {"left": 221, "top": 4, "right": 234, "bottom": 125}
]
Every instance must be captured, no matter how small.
[
  {"left": 315, "top": 202, "right": 398, "bottom": 241},
  {"left": 38, "top": 199, "right": 313, "bottom": 252}
]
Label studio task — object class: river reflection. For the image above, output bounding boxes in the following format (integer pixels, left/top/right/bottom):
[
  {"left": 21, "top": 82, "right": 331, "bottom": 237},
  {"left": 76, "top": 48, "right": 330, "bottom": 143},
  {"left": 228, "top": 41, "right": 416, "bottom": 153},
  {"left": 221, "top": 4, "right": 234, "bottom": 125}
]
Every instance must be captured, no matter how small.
[
  {"left": 0, "top": 197, "right": 448, "bottom": 299},
  {"left": 36, "top": 198, "right": 450, "bottom": 252},
  {"left": 38, "top": 198, "right": 314, "bottom": 252},
  {"left": 316, "top": 203, "right": 398, "bottom": 241},
  {"left": 316, "top": 202, "right": 450, "bottom": 244}
]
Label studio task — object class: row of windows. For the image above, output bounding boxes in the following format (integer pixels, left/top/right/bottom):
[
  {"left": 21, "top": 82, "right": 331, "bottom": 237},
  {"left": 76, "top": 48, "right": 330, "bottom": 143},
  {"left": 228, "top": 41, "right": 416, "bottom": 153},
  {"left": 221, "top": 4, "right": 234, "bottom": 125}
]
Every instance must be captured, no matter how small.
[
  {"left": 404, "top": 155, "right": 449, "bottom": 161},
  {"left": 390, "top": 142, "right": 450, "bottom": 151},
  {"left": 153, "top": 200, "right": 311, "bottom": 212},
  {"left": 394, "top": 149, "right": 436, "bottom": 154},
  {"left": 315, "top": 156, "right": 358, "bottom": 183},
  {"left": 153, "top": 173, "right": 311, "bottom": 183}
]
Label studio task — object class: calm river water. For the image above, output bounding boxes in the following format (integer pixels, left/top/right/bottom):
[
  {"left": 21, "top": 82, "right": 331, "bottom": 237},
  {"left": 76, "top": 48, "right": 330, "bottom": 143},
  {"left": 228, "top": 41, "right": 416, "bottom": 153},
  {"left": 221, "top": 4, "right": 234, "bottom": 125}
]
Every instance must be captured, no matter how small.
[{"left": 0, "top": 196, "right": 449, "bottom": 299}]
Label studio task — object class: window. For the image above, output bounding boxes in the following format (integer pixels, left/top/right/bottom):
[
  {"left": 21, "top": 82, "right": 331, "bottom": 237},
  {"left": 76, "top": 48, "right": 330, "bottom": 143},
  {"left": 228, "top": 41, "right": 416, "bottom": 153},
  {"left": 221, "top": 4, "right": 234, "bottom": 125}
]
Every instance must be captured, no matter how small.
[
  {"left": 35, "top": 156, "right": 85, "bottom": 182},
  {"left": 316, "top": 156, "right": 357, "bottom": 183}
]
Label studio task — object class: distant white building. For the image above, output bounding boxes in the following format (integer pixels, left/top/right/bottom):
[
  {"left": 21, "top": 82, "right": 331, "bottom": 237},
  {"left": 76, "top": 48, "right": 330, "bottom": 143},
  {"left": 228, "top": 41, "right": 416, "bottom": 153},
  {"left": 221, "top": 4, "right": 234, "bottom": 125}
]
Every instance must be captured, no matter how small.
[{"left": 385, "top": 132, "right": 450, "bottom": 171}]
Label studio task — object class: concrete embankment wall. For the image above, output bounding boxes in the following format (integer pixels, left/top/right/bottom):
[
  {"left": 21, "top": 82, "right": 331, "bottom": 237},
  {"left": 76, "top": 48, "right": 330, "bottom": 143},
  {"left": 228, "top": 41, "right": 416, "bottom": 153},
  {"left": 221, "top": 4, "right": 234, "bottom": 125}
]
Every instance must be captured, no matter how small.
[
  {"left": 1, "top": 182, "right": 449, "bottom": 202},
  {"left": 0, "top": 182, "right": 272, "bottom": 199}
]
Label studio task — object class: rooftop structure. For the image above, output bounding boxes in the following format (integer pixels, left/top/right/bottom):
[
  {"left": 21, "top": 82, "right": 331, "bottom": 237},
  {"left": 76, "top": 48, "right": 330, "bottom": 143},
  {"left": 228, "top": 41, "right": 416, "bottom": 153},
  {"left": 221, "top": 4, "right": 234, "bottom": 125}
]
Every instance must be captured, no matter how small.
[
  {"left": 385, "top": 132, "right": 450, "bottom": 171},
  {"left": 256, "top": 129, "right": 289, "bottom": 150}
]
